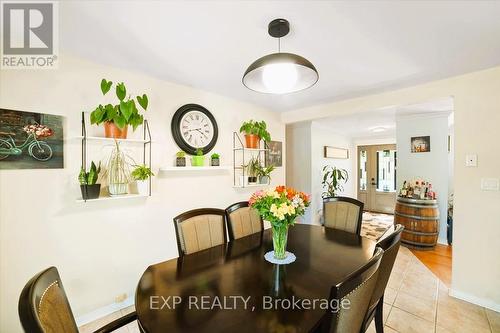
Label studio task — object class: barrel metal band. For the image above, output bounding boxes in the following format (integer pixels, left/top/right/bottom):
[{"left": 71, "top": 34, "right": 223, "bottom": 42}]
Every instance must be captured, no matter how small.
[
  {"left": 402, "top": 229, "right": 439, "bottom": 236},
  {"left": 395, "top": 211, "right": 440, "bottom": 220}
]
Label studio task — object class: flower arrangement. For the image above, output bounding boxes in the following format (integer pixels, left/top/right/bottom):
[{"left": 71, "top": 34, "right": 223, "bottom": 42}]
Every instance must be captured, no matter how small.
[
  {"left": 250, "top": 186, "right": 310, "bottom": 260},
  {"left": 23, "top": 124, "right": 53, "bottom": 138}
]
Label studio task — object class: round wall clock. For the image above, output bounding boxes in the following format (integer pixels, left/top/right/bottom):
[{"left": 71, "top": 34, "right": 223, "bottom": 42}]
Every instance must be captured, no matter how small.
[{"left": 171, "top": 104, "right": 218, "bottom": 155}]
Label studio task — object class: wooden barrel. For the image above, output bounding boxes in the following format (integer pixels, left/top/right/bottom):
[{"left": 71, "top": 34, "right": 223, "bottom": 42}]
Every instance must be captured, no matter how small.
[{"left": 394, "top": 197, "right": 439, "bottom": 249}]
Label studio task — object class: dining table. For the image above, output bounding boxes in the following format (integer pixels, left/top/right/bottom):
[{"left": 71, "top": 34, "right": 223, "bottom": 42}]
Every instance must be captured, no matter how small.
[{"left": 135, "top": 224, "right": 377, "bottom": 333}]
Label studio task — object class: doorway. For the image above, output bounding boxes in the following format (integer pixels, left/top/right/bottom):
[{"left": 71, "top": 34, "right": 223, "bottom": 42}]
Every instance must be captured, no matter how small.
[{"left": 358, "top": 144, "right": 397, "bottom": 213}]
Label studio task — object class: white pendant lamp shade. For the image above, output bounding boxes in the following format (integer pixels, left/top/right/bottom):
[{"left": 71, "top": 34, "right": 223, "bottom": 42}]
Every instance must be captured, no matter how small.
[
  {"left": 243, "top": 52, "right": 319, "bottom": 94},
  {"left": 242, "top": 18, "right": 319, "bottom": 94}
]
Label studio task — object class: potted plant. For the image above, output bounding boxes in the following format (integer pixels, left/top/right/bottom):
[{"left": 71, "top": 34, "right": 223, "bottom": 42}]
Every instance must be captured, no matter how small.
[
  {"left": 246, "top": 157, "right": 260, "bottom": 184},
  {"left": 191, "top": 148, "right": 205, "bottom": 166},
  {"left": 210, "top": 153, "right": 220, "bottom": 166},
  {"left": 131, "top": 165, "right": 154, "bottom": 195},
  {"left": 90, "top": 79, "right": 149, "bottom": 139},
  {"left": 176, "top": 151, "right": 186, "bottom": 167},
  {"left": 250, "top": 186, "right": 310, "bottom": 260},
  {"left": 78, "top": 161, "right": 101, "bottom": 200},
  {"left": 239, "top": 120, "right": 271, "bottom": 149},
  {"left": 106, "top": 141, "right": 131, "bottom": 195},
  {"left": 322, "top": 166, "right": 348, "bottom": 198},
  {"left": 257, "top": 164, "right": 275, "bottom": 184}
]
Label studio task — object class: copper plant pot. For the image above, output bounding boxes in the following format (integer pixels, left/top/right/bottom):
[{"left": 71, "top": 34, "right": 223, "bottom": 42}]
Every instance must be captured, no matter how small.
[
  {"left": 104, "top": 121, "right": 128, "bottom": 139},
  {"left": 244, "top": 134, "right": 260, "bottom": 149}
]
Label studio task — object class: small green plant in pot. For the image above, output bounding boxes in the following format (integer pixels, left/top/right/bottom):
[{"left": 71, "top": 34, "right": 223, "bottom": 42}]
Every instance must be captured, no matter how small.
[
  {"left": 191, "top": 148, "right": 205, "bottom": 167},
  {"left": 78, "top": 161, "right": 101, "bottom": 199},
  {"left": 246, "top": 157, "right": 260, "bottom": 183},
  {"left": 90, "top": 79, "right": 149, "bottom": 139},
  {"left": 176, "top": 151, "right": 186, "bottom": 167},
  {"left": 210, "top": 153, "right": 220, "bottom": 166},
  {"left": 257, "top": 164, "right": 275, "bottom": 184},
  {"left": 322, "top": 166, "right": 348, "bottom": 198},
  {"left": 131, "top": 165, "right": 154, "bottom": 195},
  {"left": 240, "top": 120, "right": 271, "bottom": 149}
]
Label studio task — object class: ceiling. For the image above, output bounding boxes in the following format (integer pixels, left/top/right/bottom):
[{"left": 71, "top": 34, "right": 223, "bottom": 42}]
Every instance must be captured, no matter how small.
[
  {"left": 60, "top": 1, "right": 500, "bottom": 112},
  {"left": 316, "top": 98, "right": 453, "bottom": 139}
]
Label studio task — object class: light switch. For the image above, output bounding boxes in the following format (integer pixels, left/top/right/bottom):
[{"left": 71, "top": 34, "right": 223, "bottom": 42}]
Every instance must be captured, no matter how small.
[
  {"left": 481, "top": 178, "right": 499, "bottom": 191},
  {"left": 465, "top": 154, "right": 477, "bottom": 167}
]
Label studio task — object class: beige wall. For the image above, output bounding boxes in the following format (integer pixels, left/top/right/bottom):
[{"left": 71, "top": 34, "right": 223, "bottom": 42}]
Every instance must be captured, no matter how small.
[
  {"left": 281, "top": 66, "right": 500, "bottom": 311},
  {"left": 0, "top": 54, "right": 285, "bottom": 332}
]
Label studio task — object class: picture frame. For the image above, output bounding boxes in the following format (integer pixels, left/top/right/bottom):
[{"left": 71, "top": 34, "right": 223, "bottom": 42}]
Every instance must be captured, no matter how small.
[
  {"left": 324, "top": 146, "right": 349, "bottom": 159},
  {"left": 411, "top": 136, "right": 431, "bottom": 153},
  {"left": 265, "top": 140, "right": 282, "bottom": 167}
]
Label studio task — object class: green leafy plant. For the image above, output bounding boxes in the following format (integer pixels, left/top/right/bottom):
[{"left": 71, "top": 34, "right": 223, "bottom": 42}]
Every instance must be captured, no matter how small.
[
  {"left": 195, "top": 148, "right": 204, "bottom": 156},
  {"left": 131, "top": 165, "right": 154, "bottom": 181},
  {"left": 211, "top": 153, "right": 220, "bottom": 159},
  {"left": 78, "top": 161, "right": 101, "bottom": 185},
  {"left": 256, "top": 164, "right": 275, "bottom": 178},
  {"left": 90, "top": 79, "right": 148, "bottom": 131},
  {"left": 176, "top": 151, "right": 186, "bottom": 158},
  {"left": 322, "top": 166, "right": 348, "bottom": 198},
  {"left": 239, "top": 120, "right": 271, "bottom": 142},
  {"left": 247, "top": 157, "right": 261, "bottom": 177},
  {"left": 105, "top": 141, "right": 132, "bottom": 195}
]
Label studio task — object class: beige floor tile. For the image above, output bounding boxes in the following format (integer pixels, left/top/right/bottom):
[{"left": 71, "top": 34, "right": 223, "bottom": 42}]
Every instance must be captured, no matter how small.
[
  {"left": 485, "top": 308, "right": 500, "bottom": 332},
  {"left": 393, "top": 290, "right": 437, "bottom": 323},
  {"left": 125, "top": 321, "right": 141, "bottom": 333},
  {"left": 383, "top": 303, "right": 392, "bottom": 323},
  {"left": 384, "top": 287, "right": 398, "bottom": 305},
  {"left": 436, "top": 303, "right": 491, "bottom": 333},
  {"left": 386, "top": 306, "right": 435, "bottom": 333},
  {"left": 399, "top": 275, "right": 437, "bottom": 302},
  {"left": 366, "top": 322, "right": 377, "bottom": 333},
  {"left": 384, "top": 326, "right": 399, "bottom": 333},
  {"left": 388, "top": 271, "right": 405, "bottom": 290}
]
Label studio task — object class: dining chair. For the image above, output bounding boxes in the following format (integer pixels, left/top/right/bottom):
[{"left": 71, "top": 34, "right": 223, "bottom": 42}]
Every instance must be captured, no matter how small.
[
  {"left": 323, "top": 196, "right": 364, "bottom": 235},
  {"left": 317, "top": 247, "right": 384, "bottom": 333},
  {"left": 225, "top": 201, "right": 263, "bottom": 241},
  {"left": 173, "top": 208, "right": 227, "bottom": 255},
  {"left": 361, "top": 224, "right": 404, "bottom": 333},
  {"left": 18, "top": 266, "right": 137, "bottom": 333}
]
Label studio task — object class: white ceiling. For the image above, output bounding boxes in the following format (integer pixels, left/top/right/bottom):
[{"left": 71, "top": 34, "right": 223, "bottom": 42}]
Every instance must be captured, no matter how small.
[
  {"left": 316, "top": 98, "right": 453, "bottom": 139},
  {"left": 60, "top": 1, "right": 500, "bottom": 112}
]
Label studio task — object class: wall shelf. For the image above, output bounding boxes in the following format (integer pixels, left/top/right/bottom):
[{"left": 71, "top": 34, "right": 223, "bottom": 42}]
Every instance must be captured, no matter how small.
[
  {"left": 76, "top": 194, "right": 149, "bottom": 203},
  {"left": 233, "top": 183, "right": 270, "bottom": 189},
  {"left": 160, "top": 166, "right": 232, "bottom": 172},
  {"left": 75, "top": 136, "right": 150, "bottom": 144}
]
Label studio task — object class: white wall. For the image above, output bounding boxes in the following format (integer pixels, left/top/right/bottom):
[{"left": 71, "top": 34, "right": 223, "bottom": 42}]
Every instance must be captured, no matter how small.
[
  {"left": 310, "top": 122, "right": 355, "bottom": 224},
  {"left": 0, "top": 54, "right": 285, "bottom": 332},
  {"left": 281, "top": 66, "right": 500, "bottom": 311},
  {"left": 286, "top": 122, "right": 355, "bottom": 224},
  {"left": 396, "top": 114, "right": 450, "bottom": 244}
]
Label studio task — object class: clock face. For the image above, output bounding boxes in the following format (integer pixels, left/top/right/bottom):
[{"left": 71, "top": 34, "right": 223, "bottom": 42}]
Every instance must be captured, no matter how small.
[
  {"left": 179, "top": 111, "right": 215, "bottom": 148},
  {"left": 171, "top": 104, "right": 218, "bottom": 155}
]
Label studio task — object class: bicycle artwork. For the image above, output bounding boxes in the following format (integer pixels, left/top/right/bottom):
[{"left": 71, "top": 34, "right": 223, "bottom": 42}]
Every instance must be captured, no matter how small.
[{"left": 0, "top": 109, "right": 64, "bottom": 169}]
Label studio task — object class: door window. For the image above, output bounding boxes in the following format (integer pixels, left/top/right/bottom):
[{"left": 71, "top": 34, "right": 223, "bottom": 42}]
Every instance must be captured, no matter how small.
[{"left": 376, "top": 149, "right": 396, "bottom": 192}]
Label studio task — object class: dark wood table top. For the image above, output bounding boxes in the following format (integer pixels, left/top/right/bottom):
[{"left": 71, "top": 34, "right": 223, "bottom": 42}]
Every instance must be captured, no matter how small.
[{"left": 135, "top": 224, "right": 376, "bottom": 333}]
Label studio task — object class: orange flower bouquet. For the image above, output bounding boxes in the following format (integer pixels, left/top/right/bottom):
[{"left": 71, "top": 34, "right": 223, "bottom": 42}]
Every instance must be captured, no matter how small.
[{"left": 250, "top": 186, "right": 310, "bottom": 260}]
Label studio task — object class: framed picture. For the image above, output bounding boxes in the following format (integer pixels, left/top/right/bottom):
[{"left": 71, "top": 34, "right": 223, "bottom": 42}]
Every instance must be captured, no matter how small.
[
  {"left": 265, "top": 140, "right": 282, "bottom": 167},
  {"left": 0, "top": 109, "right": 64, "bottom": 169},
  {"left": 411, "top": 136, "right": 431, "bottom": 153},
  {"left": 324, "top": 146, "right": 349, "bottom": 159}
]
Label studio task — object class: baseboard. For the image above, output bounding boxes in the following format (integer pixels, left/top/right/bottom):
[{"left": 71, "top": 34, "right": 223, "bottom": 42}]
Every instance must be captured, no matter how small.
[
  {"left": 449, "top": 289, "right": 500, "bottom": 312},
  {"left": 75, "top": 296, "right": 134, "bottom": 327}
]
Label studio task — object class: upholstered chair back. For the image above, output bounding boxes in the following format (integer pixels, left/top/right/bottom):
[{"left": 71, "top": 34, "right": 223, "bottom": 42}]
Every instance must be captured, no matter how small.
[
  {"left": 225, "top": 201, "right": 263, "bottom": 240},
  {"left": 18, "top": 266, "right": 79, "bottom": 333},
  {"left": 324, "top": 248, "right": 383, "bottom": 333},
  {"left": 323, "top": 197, "right": 364, "bottom": 235},
  {"left": 173, "top": 208, "right": 227, "bottom": 255}
]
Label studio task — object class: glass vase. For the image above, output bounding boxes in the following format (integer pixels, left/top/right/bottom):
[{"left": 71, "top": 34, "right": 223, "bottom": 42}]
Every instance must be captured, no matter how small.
[{"left": 272, "top": 224, "right": 289, "bottom": 260}]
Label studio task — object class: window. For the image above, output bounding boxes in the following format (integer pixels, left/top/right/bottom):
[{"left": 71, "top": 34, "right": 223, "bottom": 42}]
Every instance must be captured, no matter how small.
[{"left": 376, "top": 149, "right": 396, "bottom": 192}]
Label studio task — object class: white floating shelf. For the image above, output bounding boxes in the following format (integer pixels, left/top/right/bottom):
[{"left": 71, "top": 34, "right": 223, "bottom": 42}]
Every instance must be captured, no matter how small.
[
  {"left": 233, "top": 183, "right": 270, "bottom": 188},
  {"left": 160, "top": 166, "right": 232, "bottom": 172},
  {"left": 74, "top": 136, "right": 149, "bottom": 143},
  {"left": 76, "top": 194, "right": 149, "bottom": 203}
]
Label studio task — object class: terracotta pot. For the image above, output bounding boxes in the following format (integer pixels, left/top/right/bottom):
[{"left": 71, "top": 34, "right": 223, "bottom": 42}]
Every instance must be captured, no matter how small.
[
  {"left": 104, "top": 121, "right": 128, "bottom": 139},
  {"left": 244, "top": 134, "right": 260, "bottom": 149}
]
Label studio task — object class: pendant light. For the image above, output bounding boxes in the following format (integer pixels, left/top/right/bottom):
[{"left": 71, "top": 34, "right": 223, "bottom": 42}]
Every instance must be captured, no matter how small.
[{"left": 242, "top": 18, "right": 319, "bottom": 94}]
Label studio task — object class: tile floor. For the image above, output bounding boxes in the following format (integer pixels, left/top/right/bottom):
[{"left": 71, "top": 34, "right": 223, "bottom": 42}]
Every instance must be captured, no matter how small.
[{"left": 80, "top": 246, "right": 500, "bottom": 333}]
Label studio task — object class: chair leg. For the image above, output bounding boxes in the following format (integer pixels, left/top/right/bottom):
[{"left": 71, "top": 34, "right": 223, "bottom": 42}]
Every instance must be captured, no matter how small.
[{"left": 375, "top": 296, "right": 384, "bottom": 333}]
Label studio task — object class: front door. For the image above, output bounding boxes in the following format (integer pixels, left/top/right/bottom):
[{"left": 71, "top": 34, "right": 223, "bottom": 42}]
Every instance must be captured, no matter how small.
[{"left": 358, "top": 144, "right": 397, "bottom": 213}]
